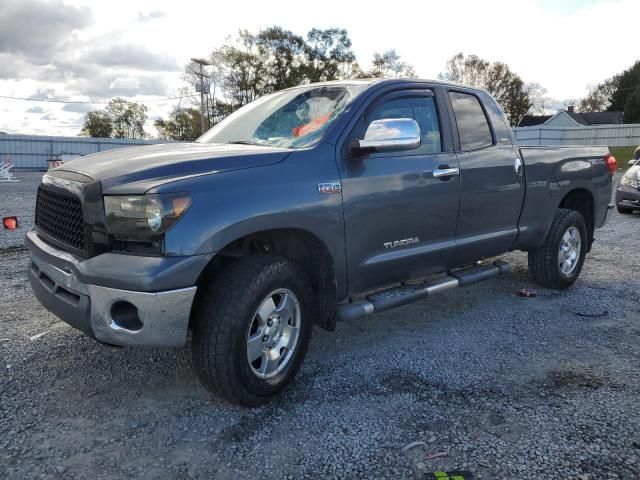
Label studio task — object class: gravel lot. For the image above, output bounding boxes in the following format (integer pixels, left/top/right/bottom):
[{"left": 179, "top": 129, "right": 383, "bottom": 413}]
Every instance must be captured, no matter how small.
[{"left": 1, "top": 171, "right": 639, "bottom": 480}]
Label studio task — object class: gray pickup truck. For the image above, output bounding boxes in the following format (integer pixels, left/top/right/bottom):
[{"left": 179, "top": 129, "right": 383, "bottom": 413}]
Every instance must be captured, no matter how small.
[{"left": 27, "top": 79, "right": 616, "bottom": 406}]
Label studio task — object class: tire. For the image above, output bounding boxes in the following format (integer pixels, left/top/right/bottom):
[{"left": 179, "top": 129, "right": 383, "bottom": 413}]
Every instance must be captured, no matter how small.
[
  {"left": 617, "top": 204, "right": 633, "bottom": 214},
  {"left": 191, "top": 255, "right": 313, "bottom": 407},
  {"left": 527, "top": 208, "right": 587, "bottom": 290}
]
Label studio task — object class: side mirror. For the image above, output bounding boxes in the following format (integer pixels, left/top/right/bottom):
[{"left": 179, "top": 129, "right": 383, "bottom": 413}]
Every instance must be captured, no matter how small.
[
  {"left": 351, "top": 118, "right": 421, "bottom": 154},
  {"left": 629, "top": 159, "right": 639, "bottom": 166}
]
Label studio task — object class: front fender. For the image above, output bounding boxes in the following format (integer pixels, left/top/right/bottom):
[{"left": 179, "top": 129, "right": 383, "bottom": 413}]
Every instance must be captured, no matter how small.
[{"left": 151, "top": 145, "right": 348, "bottom": 297}]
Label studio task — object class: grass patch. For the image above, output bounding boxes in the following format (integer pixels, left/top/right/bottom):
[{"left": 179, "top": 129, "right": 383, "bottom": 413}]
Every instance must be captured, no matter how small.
[{"left": 610, "top": 146, "right": 637, "bottom": 171}]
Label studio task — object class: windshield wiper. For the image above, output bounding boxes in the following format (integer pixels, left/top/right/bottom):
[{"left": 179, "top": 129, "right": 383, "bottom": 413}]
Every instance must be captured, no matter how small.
[{"left": 227, "top": 140, "right": 264, "bottom": 146}]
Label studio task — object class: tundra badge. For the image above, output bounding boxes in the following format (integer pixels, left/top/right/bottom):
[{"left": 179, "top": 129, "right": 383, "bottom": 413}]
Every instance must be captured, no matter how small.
[{"left": 384, "top": 237, "right": 420, "bottom": 249}]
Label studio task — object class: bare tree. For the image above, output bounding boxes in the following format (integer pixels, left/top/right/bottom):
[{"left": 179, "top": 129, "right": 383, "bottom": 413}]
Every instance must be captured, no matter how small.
[
  {"left": 578, "top": 79, "right": 616, "bottom": 112},
  {"left": 439, "top": 53, "right": 532, "bottom": 126},
  {"left": 526, "top": 82, "right": 553, "bottom": 115},
  {"left": 368, "top": 50, "right": 416, "bottom": 78}
]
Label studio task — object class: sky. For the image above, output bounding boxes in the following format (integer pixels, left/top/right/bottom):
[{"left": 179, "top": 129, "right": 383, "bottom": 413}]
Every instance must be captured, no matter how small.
[{"left": 0, "top": 0, "right": 636, "bottom": 137}]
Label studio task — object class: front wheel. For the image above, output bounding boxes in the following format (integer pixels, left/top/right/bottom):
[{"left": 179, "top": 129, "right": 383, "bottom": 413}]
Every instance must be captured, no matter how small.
[
  {"left": 528, "top": 208, "right": 587, "bottom": 290},
  {"left": 191, "top": 255, "right": 313, "bottom": 407}
]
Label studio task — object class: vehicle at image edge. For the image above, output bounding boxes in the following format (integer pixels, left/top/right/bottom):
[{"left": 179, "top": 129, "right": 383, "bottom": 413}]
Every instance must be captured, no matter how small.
[
  {"left": 26, "top": 79, "right": 617, "bottom": 407},
  {"left": 616, "top": 158, "right": 640, "bottom": 214}
]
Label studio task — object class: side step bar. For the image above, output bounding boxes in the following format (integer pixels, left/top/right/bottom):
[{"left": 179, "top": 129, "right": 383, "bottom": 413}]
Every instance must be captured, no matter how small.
[{"left": 337, "top": 260, "right": 512, "bottom": 322}]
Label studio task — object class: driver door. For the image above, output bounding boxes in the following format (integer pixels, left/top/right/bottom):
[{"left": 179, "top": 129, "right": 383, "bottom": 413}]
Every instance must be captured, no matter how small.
[{"left": 340, "top": 89, "right": 461, "bottom": 294}]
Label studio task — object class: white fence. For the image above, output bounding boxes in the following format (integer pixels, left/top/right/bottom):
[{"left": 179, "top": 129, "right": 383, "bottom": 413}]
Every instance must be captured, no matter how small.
[{"left": 514, "top": 123, "right": 640, "bottom": 147}]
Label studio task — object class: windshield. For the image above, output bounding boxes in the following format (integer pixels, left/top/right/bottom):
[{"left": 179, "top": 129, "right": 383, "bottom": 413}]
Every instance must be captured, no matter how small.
[{"left": 197, "top": 84, "right": 367, "bottom": 149}]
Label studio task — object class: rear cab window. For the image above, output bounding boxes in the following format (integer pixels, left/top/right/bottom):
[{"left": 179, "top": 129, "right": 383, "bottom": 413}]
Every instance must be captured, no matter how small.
[{"left": 449, "top": 91, "right": 494, "bottom": 151}]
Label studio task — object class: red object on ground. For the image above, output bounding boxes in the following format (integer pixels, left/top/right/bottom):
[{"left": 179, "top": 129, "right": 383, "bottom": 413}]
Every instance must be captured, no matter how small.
[
  {"left": 605, "top": 153, "right": 617, "bottom": 174},
  {"left": 516, "top": 288, "right": 537, "bottom": 297},
  {"left": 2, "top": 216, "right": 18, "bottom": 230}
]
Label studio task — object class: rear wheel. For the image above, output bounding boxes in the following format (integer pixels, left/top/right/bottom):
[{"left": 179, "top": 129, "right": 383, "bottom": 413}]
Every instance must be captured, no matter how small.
[
  {"left": 191, "top": 255, "right": 313, "bottom": 407},
  {"left": 528, "top": 208, "right": 587, "bottom": 290}
]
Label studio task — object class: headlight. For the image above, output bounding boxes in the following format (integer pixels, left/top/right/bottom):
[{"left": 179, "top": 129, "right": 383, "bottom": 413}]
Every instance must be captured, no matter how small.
[
  {"left": 104, "top": 193, "right": 192, "bottom": 239},
  {"left": 621, "top": 170, "right": 639, "bottom": 188}
]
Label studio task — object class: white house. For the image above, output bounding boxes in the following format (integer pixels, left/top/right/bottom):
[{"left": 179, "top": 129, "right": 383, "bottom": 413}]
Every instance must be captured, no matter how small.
[{"left": 518, "top": 106, "right": 623, "bottom": 128}]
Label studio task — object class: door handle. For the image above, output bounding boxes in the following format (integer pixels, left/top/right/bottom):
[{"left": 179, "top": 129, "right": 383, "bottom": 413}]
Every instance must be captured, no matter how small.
[{"left": 433, "top": 167, "right": 459, "bottom": 179}]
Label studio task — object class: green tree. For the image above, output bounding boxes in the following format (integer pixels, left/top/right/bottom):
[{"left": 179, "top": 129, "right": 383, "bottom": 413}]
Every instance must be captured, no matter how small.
[
  {"left": 609, "top": 60, "right": 640, "bottom": 121},
  {"left": 80, "top": 111, "right": 113, "bottom": 138},
  {"left": 154, "top": 108, "right": 201, "bottom": 141},
  {"left": 368, "top": 50, "right": 416, "bottom": 78},
  {"left": 106, "top": 97, "right": 148, "bottom": 139},
  {"left": 177, "top": 26, "right": 414, "bottom": 126},
  {"left": 182, "top": 27, "right": 361, "bottom": 119},
  {"left": 216, "top": 30, "right": 269, "bottom": 108},
  {"left": 623, "top": 86, "right": 640, "bottom": 124},
  {"left": 303, "top": 28, "right": 358, "bottom": 82},
  {"left": 439, "top": 53, "right": 532, "bottom": 126},
  {"left": 256, "top": 26, "right": 307, "bottom": 91}
]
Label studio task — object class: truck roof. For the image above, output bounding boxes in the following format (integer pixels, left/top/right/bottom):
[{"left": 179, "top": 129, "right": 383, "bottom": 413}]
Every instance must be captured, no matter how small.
[{"left": 285, "top": 77, "right": 491, "bottom": 96}]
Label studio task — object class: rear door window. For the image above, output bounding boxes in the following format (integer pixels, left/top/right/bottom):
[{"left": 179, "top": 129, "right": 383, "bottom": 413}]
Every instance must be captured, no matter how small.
[{"left": 449, "top": 91, "right": 493, "bottom": 151}]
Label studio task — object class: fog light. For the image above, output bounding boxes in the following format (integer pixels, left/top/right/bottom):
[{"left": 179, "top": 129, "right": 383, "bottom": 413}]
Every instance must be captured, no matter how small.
[{"left": 110, "top": 301, "right": 143, "bottom": 331}]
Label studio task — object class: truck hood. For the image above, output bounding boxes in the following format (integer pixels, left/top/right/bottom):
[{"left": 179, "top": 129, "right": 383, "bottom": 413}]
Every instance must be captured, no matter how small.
[{"left": 57, "top": 142, "right": 291, "bottom": 194}]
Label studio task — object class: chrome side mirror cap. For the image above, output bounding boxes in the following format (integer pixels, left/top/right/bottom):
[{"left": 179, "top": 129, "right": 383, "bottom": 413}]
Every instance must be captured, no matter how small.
[{"left": 352, "top": 118, "right": 421, "bottom": 153}]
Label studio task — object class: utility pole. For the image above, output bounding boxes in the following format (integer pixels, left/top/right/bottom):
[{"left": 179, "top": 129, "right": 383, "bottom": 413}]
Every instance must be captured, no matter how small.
[{"left": 190, "top": 57, "right": 211, "bottom": 135}]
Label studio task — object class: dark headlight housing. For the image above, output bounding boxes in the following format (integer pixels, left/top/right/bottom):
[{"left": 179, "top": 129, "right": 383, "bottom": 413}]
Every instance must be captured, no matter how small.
[{"left": 104, "top": 193, "right": 192, "bottom": 242}]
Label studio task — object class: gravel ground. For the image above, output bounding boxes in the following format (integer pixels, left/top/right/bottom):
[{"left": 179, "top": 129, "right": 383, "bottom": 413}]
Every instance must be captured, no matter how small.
[{"left": 1, "top": 171, "right": 639, "bottom": 480}]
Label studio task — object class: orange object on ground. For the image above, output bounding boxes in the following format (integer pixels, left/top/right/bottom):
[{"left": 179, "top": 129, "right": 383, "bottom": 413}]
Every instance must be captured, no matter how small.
[{"left": 3, "top": 216, "right": 18, "bottom": 230}]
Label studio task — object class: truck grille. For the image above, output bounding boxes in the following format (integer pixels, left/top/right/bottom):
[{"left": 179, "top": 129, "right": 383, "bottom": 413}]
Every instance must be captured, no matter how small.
[{"left": 35, "top": 187, "right": 86, "bottom": 252}]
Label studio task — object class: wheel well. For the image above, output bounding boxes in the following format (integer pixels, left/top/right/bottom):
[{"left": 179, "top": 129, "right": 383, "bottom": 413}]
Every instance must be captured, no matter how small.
[
  {"left": 197, "top": 229, "right": 338, "bottom": 331},
  {"left": 559, "top": 189, "right": 594, "bottom": 250}
]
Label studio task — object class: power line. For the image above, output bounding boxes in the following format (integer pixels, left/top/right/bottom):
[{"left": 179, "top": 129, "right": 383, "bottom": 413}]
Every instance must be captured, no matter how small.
[
  {"left": 190, "top": 57, "right": 211, "bottom": 134},
  {"left": 0, "top": 93, "right": 199, "bottom": 106}
]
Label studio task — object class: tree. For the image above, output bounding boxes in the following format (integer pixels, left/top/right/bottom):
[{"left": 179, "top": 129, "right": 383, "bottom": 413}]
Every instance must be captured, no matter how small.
[
  {"left": 439, "top": 53, "right": 532, "bottom": 126},
  {"left": 256, "top": 26, "right": 307, "bottom": 92},
  {"left": 624, "top": 86, "right": 640, "bottom": 124},
  {"left": 179, "top": 26, "right": 362, "bottom": 125},
  {"left": 525, "top": 82, "right": 552, "bottom": 115},
  {"left": 216, "top": 30, "right": 269, "bottom": 108},
  {"left": 607, "top": 60, "right": 640, "bottom": 122},
  {"left": 80, "top": 111, "right": 113, "bottom": 138},
  {"left": 304, "top": 28, "right": 358, "bottom": 82},
  {"left": 578, "top": 79, "right": 616, "bottom": 112},
  {"left": 154, "top": 108, "right": 201, "bottom": 141},
  {"left": 440, "top": 53, "right": 488, "bottom": 87},
  {"left": 106, "top": 98, "right": 148, "bottom": 139},
  {"left": 368, "top": 50, "right": 416, "bottom": 78},
  {"left": 575, "top": 61, "right": 640, "bottom": 121},
  {"left": 176, "top": 26, "right": 415, "bottom": 127}
]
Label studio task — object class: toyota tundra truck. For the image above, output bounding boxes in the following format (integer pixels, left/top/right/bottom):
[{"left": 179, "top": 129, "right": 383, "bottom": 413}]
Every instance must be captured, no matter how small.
[{"left": 26, "top": 79, "right": 616, "bottom": 406}]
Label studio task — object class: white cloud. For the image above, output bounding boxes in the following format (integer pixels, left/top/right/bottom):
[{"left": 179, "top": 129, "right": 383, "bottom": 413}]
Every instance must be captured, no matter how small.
[{"left": 0, "top": 0, "right": 636, "bottom": 136}]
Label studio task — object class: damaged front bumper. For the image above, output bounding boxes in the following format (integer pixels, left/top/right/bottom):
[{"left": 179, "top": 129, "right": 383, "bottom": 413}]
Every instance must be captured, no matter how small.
[{"left": 26, "top": 229, "right": 205, "bottom": 347}]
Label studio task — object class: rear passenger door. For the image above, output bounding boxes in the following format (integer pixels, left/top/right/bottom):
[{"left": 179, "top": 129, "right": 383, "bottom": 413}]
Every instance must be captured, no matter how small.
[{"left": 447, "top": 90, "right": 525, "bottom": 265}]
